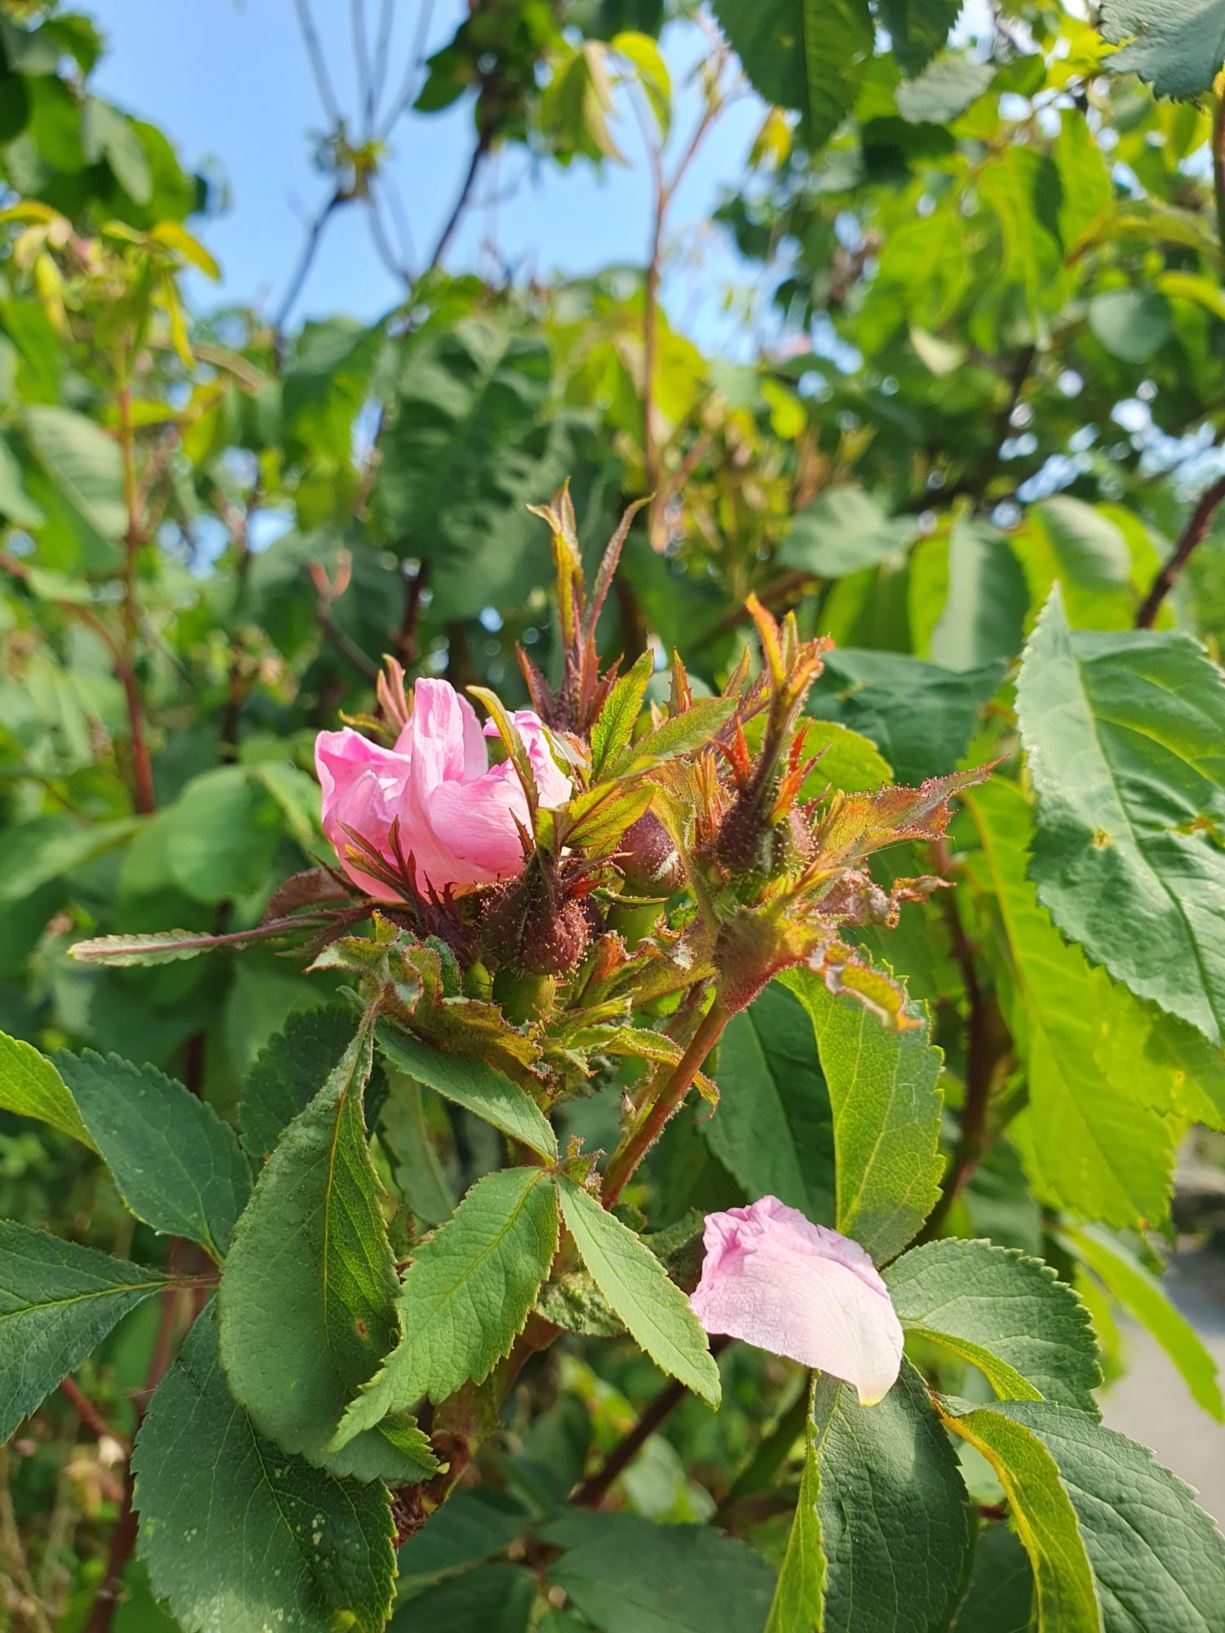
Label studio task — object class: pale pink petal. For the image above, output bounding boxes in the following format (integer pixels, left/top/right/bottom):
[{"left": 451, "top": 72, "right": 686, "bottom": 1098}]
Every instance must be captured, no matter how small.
[{"left": 690, "top": 1196, "right": 903, "bottom": 1406}]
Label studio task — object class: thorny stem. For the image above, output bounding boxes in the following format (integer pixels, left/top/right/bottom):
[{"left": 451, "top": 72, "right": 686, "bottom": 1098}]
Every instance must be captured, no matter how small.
[
  {"left": 1135, "top": 472, "right": 1225, "bottom": 629},
  {"left": 602, "top": 998, "right": 730, "bottom": 1207}
]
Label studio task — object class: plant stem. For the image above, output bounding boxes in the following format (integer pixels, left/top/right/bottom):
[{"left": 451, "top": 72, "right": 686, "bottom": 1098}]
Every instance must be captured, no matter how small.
[
  {"left": 1136, "top": 472, "right": 1225, "bottom": 629},
  {"left": 115, "top": 379, "right": 157, "bottom": 817},
  {"left": 58, "top": 1379, "right": 124, "bottom": 1449},
  {"left": 601, "top": 999, "right": 729, "bottom": 1207},
  {"left": 572, "top": 1336, "right": 731, "bottom": 1508}
]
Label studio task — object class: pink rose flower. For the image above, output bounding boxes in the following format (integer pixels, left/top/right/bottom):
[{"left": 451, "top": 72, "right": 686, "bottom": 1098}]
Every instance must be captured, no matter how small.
[
  {"left": 315, "top": 677, "right": 570, "bottom": 899},
  {"left": 690, "top": 1196, "right": 903, "bottom": 1406}
]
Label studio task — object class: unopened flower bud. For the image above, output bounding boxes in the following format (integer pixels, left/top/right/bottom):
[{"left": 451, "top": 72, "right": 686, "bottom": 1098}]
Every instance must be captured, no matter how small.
[
  {"left": 481, "top": 872, "right": 591, "bottom": 977},
  {"left": 618, "top": 813, "right": 685, "bottom": 893}
]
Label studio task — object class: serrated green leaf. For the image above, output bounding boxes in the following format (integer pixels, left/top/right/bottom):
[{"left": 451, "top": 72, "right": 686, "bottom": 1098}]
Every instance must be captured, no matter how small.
[
  {"left": 68, "top": 928, "right": 240, "bottom": 967},
  {"left": 1061, "top": 1224, "right": 1224, "bottom": 1420},
  {"left": 23, "top": 402, "right": 126, "bottom": 547},
  {"left": 706, "top": 980, "right": 835, "bottom": 1225},
  {"left": 1017, "top": 590, "right": 1225, "bottom": 1046},
  {"left": 609, "top": 695, "right": 736, "bottom": 778},
  {"left": 544, "top": 1509, "right": 776, "bottom": 1633},
  {"left": 895, "top": 58, "right": 995, "bottom": 124},
  {"left": 219, "top": 1022, "right": 436, "bottom": 1482},
  {"left": 782, "top": 970, "right": 944, "bottom": 1262},
  {"left": 591, "top": 648, "right": 655, "bottom": 778},
  {"left": 376, "top": 1019, "right": 557, "bottom": 1160},
  {"left": 884, "top": 1238, "right": 1101, "bottom": 1411},
  {"left": 770, "top": 1360, "right": 971, "bottom": 1633},
  {"left": 1100, "top": 1, "right": 1225, "bottom": 99},
  {"left": 133, "top": 1306, "right": 395, "bottom": 1633},
  {"left": 332, "top": 1167, "right": 559, "bottom": 1447},
  {"left": 557, "top": 1176, "right": 720, "bottom": 1405},
  {"left": 0, "top": 1221, "right": 172, "bottom": 1441},
  {"left": 55, "top": 1050, "right": 249, "bottom": 1259},
  {"left": 0, "top": 1027, "right": 95, "bottom": 1150},
  {"left": 965, "top": 780, "right": 1178, "bottom": 1229},
  {"left": 711, "top": 0, "right": 874, "bottom": 150},
  {"left": 946, "top": 1397, "right": 1225, "bottom": 1632},
  {"left": 239, "top": 1002, "right": 366, "bottom": 1167},
  {"left": 389, "top": 1562, "right": 538, "bottom": 1632},
  {"left": 939, "top": 1401, "right": 1100, "bottom": 1633}
]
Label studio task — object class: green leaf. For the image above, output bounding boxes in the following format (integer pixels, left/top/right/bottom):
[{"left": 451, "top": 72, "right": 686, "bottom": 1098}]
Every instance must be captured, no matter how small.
[
  {"left": 390, "top": 1563, "right": 538, "bottom": 1632},
  {"left": 591, "top": 650, "right": 655, "bottom": 779},
  {"left": 1061, "top": 1224, "right": 1224, "bottom": 1420},
  {"left": 378, "top": 1074, "right": 457, "bottom": 1226},
  {"left": 953, "top": 1524, "right": 1035, "bottom": 1633},
  {"left": 705, "top": 980, "right": 835, "bottom": 1225},
  {"left": 965, "top": 779, "right": 1178, "bottom": 1229},
  {"left": 23, "top": 403, "right": 126, "bottom": 549},
  {"left": 0, "top": 815, "right": 141, "bottom": 903},
  {"left": 895, "top": 58, "right": 995, "bottom": 124},
  {"left": 219, "top": 1023, "right": 436, "bottom": 1482},
  {"left": 808, "top": 649, "right": 1003, "bottom": 783},
  {"left": 876, "top": 0, "right": 965, "bottom": 74},
  {"left": 0, "top": 1221, "right": 171, "bottom": 1441},
  {"left": 778, "top": 486, "right": 915, "bottom": 578},
  {"left": 711, "top": 0, "right": 874, "bottom": 149},
  {"left": 609, "top": 695, "right": 737, "bottom": 777},
  {"left": 239, "top": 1003, "right": 365, "bottom": 1168},
  {"left": 939, "top": 1401, "right": 1100, "bottom": 1633},
  {"left": 54, "top": 1050, "right": 250, "bottom": 1260},
  {"left": 1017, "top": 590, "right": 1225, "bottom": 1046},
  {"left": 771, "top": 1361, "right": 971, "bottom": 1633},
  {"left": 0, "top": 1028, "right": 96, "bottom": 1150},
  {"left": 1012, "top": 500, "right": 1133, "bottom": 632},
  {"left": 557, "top": 1176, "right": 721, "bottom": 1405},
  {"left": 332, "top": 1167, "right": 559, "bottom": 1447},
  {"left": 884, "top": 1238, "right": 1101, "bottom": 1410},
  {"left": 376, "top": 1019, "right": 557, "bottom": 1160},
  {"left": 794, "top": 720, "right": 892, "bottom": 794},
  {"left": 157, "top": 767, "right": 283, "bottom": 905},
  {"left": 1100, "top": 1, "right": 1225, "bottom": 99},
  {"left": 946, "top": 1397, "right": 1225, "bottom": 1632},
  {"left": 782, "top": 970, "right": 943, "bottom": 1262},
  {"left": 82, "top": 97, "right": 152, "bottom": 202},
  {"left": 1088, "top": 289, "right": 1172, "bottom": 364},
  {"left": 283, "top": 317, "right": 383, "bottom": 464},
  {"left": 68, "top": 928, "right": 242, "bottom": 968},
  {"left": 376, "top": 319, "right": 567, "bottom": 619},
  {"left": 928, "top": 520, "right": 1029, "bottom": 672},
  {"left": 0, "top": 428, "right": 43, "bottom": 526},
  {"left": 544, "top": 1509, "right": 776, "bottom": 1633},
  {"left": 765, "top": 1379, "right": 823, "bottom": 1633},
  {"left": 133, "top": 1306, "right": 396, "bottom": 1633},
  {"left": 396, "top": 1489, "right": 530, "bottom": 1584}
]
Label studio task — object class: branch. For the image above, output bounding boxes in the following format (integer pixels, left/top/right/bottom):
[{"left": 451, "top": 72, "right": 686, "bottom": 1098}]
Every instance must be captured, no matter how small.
[
  {"left": 293, "top": 0, "right": 342, "bottom": 127},
  {"left": 1136, "top": 471, "right": 1225, "bottom": 629},
  {"left": 571, "top": 1336, "right": 731, "bottom": 1508},
  {"left": 59, "top": 1378, "right": 125, "bottom": 1448},
  {"left": 601, "top": 1000, "right": 729, "bottom": 1206},
  {"left": 378, "top": 0, "right": 437, "bottom": 139},
  {"left": 424, "top": 134, "right": 489, "bottom": 278},
  {"left": 275, "top": 189, "right": 345, "bottom": 337}
]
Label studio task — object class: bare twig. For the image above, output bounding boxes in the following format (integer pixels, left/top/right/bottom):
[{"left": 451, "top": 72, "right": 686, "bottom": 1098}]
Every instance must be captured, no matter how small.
[
  {"left": 58, "top": 1379, "right": 124, "bottom": 1449},
  {"left": 351, "top": 0, "right": 374, "bottom": 136},
  {"left": 379, "top": 0, "right": 438, "bottom": 139},
  {"left": 115, "top": 381, "right": 157, "bottom": 816},
  {"left": 275, "top": 189, "right": 345, "bottom": 336},
  {"left": 293, "top": 0, "right": 343, "bottom": 128},
  {"left": 425, "top": 134, "right": 489, "bottom": 277},
  {"left": 1136, "top": 471, "right": 1225, "bottom": 629}
]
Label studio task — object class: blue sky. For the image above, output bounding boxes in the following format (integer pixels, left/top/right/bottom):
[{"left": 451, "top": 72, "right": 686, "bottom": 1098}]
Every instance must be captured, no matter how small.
[{"left": 89, "top": 1, "right": 767, "bottom": 344}]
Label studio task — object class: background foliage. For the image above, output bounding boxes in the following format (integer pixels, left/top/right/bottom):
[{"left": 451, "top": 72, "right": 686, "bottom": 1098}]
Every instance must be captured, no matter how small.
[{"left": 5, "top": 1, "right": 1225, "bottom": 1629}]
